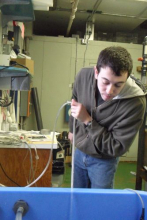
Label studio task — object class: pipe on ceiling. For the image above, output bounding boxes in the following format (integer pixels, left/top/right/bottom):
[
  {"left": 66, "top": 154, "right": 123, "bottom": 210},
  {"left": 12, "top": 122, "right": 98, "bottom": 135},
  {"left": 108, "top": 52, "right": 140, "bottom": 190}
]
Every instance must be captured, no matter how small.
[
  {"left": 87, "top": 0, "right": 103, "bottom": 22},
  {"left": 66, "top": 0, "right": 79, "bottom": 37}
]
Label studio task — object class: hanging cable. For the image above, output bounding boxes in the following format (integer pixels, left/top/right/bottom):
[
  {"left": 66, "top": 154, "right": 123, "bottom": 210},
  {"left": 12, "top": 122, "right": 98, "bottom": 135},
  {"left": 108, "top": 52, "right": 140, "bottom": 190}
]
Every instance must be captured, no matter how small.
[
  {"left": 125, "top": 188, "right": 145, "bottom": 220},
  {"left": 87, "top": 0, "right": 103, "bottom": 22},
  {"left": 74, "top": 37, "right": 78, "bottom": 79},
  {"left": 25, "top": 101, "right": 72, "bottom": 187},
  {"left": 83, "top": 33, "right": 91, "bottom": 67},
  {"left": 71, "top": 117, "right": 76, "bottom": 188},
  {"left": 26, "top": 143, "right": 36, "bottom": 185},
  {"left": 0, "top": 163, "right": 20, "bottom": 187},
  {"left": 0, "top": 62, "right": 29, "bottom": 72}
]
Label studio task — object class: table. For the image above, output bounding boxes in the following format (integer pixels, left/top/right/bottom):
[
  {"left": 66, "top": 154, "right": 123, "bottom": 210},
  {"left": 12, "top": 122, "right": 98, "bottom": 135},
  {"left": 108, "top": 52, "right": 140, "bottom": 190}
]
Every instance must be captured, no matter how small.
[{"left": 0, "top": 132, "right": 58, "bottom": 187}]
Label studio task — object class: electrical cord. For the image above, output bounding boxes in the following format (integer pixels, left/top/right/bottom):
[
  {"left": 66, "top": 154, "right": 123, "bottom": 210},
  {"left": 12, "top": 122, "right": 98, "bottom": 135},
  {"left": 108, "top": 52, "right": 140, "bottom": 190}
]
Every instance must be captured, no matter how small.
[
  {"left": 125, "top": 188, "right": 145, "bottom": 220},
  {"left": 0, "top": 63, "right": 18, "bottom": 72},
  {"left": 0, "top": 163, "right": 20, "bottom": 187},
  {"left": 0, "top": 62, "right": 29, "bottom": 72}
]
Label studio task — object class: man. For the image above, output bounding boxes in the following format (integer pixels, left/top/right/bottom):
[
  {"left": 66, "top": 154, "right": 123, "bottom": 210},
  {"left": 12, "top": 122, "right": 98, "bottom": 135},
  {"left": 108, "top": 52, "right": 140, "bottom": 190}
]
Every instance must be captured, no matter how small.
[{"left": 68, "top": 46, "right": 146, "bottom": 189}]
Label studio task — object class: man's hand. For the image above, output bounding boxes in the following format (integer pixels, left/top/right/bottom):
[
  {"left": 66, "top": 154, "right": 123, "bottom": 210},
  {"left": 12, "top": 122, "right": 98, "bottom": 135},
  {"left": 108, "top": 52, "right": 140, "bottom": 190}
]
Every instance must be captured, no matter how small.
[
  {"left": 68, "top": 132, "right": 73, "bottom": 143},
  {"left": 71, "top": 99, "right": 92, "bottom": 124}
]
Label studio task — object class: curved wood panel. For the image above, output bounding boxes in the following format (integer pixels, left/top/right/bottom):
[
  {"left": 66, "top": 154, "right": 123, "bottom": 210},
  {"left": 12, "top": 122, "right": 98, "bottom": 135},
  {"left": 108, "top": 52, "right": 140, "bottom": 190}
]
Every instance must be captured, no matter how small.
[{"left": 0, "top": 148, "right": 52, "bottom": 187}]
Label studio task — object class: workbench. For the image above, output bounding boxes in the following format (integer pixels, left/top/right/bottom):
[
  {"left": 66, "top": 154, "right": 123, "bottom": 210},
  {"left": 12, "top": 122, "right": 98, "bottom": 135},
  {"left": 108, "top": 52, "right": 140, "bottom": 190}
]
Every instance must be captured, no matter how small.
[{"left": 0, "top": 131, "right": 58, "bottom": 187}]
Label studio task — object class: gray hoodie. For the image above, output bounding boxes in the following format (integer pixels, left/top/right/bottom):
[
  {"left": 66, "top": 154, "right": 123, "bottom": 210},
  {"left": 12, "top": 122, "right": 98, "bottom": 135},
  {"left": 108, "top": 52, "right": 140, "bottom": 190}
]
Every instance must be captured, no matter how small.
[{"left": 69, "top": 67, "right": 146, "bottom": 159}]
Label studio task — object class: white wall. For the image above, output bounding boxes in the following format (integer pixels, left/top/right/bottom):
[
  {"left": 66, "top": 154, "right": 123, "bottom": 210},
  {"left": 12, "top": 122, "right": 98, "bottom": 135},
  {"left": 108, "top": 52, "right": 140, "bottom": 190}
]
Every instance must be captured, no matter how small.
[
  {"left": 0, "top": 12, "right": 3, "bottom": 54},
  {"left": 29, "top": 35, "right": 143, "bottom": 161}
]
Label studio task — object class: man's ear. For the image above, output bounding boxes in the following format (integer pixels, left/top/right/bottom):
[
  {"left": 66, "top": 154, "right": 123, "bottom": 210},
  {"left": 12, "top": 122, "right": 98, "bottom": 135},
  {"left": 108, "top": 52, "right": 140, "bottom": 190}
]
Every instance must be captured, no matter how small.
[{"left": 94, "top": 66, "right": 98, "bottom": 79}]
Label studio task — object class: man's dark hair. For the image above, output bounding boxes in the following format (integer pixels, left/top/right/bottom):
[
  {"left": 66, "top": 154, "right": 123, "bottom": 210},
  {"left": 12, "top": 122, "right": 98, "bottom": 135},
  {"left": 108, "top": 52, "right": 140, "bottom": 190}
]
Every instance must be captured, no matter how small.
[{"left": 96, "top": 46, "right": 133, "bottom": 77}]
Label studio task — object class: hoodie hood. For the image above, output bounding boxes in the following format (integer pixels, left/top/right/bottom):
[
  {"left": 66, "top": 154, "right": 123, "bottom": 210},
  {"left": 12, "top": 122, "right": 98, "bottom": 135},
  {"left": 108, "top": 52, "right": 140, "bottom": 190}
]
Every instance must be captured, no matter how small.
[{"left": 113, "top": 76, "right": 146, "bottom": 100}]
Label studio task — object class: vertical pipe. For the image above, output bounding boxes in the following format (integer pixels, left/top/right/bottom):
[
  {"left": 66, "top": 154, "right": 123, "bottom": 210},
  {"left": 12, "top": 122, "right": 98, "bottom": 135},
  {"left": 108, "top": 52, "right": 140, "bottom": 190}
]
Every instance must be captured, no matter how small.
[
  {"left": 141, "top": 36, "right": 147, "bottom": 84},
  {"left": 66, "top": 0, "right": 79, "bottom": 37},
  {"left": 31, "top": 87, "right": 43, "bottom": 131},
  {"left": 71, "top": 118, "right": 75, "bottom": 188}
]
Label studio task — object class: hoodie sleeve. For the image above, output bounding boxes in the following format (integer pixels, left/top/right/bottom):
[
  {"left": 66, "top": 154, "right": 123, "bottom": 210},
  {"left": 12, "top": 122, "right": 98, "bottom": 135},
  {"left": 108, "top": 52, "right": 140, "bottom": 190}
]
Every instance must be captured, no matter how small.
[
  {"left": 85, "top": 96, "right": 146, "bottom": 158},
  {"left": 68, "top": 70, "right": 81, "bottom": 134}
]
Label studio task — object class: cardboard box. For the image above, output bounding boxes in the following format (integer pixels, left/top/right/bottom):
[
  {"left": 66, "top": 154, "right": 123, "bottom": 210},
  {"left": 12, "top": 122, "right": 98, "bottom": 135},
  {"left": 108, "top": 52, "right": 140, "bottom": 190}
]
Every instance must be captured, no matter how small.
[
  {"left": 136, "top": 66, "right": 142, "bottom": 72},
  {"left": 11, "top": 58, "right": 34, "bottom": 75},
  {"left": 65, "top": 156, "right": 71, "bottom": 164}
]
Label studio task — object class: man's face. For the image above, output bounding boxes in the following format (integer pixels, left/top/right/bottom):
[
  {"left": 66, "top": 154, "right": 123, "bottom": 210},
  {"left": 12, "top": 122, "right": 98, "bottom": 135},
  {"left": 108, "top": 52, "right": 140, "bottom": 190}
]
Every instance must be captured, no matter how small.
[{"left": 94, "top": 66, "right": 128, "bottom": 101}]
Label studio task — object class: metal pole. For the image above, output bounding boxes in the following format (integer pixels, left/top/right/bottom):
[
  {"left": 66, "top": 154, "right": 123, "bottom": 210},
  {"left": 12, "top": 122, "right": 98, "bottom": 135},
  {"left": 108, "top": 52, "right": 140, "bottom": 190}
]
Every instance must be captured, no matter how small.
[{"left": 31, "top": 87, "right": 43, "bottom": 131}]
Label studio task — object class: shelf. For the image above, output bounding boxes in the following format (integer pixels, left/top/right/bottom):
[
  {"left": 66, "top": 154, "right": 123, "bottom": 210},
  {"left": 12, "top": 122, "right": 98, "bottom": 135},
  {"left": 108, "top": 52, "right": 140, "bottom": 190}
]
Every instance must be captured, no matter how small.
[{"left": 0, "top": 0, "right": 35, "bottom": 27}]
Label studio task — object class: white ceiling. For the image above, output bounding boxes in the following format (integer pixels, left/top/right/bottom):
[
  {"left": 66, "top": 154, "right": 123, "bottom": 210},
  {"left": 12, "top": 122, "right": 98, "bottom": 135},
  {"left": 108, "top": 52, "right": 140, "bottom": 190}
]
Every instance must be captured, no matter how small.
[{"left": 32, "top": 0, "right": 147, "bottom": 41}]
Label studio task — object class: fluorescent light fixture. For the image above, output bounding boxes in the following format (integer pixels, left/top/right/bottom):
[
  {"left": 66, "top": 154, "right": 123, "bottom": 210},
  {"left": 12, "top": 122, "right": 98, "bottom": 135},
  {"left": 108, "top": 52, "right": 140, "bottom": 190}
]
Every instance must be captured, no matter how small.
[
  {"left": 32, "top": 0, "right": 53, "bottom": 7},
  {"left": 33, "top": 4, "right": 49, "bottom": 11},
  {"left": 136, "top": 0, "right": 147, "bottom": 1},
  {"left": 32, "top": 0, "right": 53, "bottom": 11},
  {"left": 116, "top": 0, "right": 147, "bottom": 1}
]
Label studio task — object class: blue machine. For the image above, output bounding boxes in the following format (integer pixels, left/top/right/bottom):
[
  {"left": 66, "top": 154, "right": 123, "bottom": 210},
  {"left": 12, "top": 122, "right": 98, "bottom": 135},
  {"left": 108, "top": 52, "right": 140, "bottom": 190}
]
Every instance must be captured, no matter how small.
[{"left": 0, "top": 187, "right": 146, "bottom": 220}]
